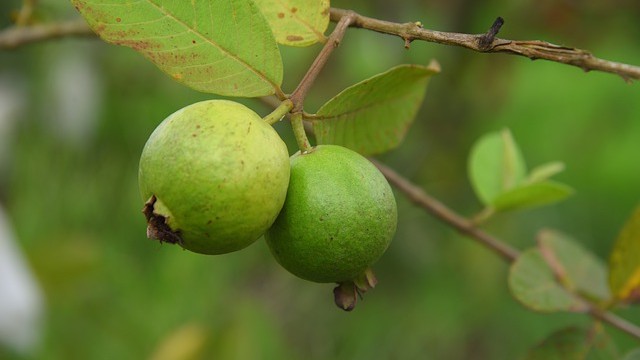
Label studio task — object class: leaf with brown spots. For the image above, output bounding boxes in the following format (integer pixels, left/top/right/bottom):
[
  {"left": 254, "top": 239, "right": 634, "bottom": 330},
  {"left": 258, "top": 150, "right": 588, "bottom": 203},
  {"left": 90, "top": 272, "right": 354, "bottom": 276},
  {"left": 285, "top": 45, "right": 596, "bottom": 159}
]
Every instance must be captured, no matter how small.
[
  {"left": 312, "top": 62, "right": 440, "bottom": 156},
  {"left": 254, "top": 0, "right": 330, "bottom": 46},
  {"left": 609, "top": 205, "right": 640, "bottom": 304},
  {"left": 72, "top": 0, "right": 283, "bottom": 97}
]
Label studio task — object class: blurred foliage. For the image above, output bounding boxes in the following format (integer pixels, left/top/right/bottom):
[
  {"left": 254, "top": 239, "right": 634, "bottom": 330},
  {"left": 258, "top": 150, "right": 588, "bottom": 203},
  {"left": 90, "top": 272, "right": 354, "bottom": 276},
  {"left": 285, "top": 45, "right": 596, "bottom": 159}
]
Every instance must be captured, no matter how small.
[{"left": 0, "top": 0, "right": 639, "bottom": 359}]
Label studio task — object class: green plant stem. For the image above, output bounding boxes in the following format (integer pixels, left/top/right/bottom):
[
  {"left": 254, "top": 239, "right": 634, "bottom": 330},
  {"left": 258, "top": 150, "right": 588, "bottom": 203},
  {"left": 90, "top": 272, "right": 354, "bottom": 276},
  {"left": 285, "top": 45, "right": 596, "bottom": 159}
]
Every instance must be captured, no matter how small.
[
  {"left": 329, "top": 7, "right": 640, "bottom": 82},
  {"left": 291, "top": 112, "right": 311, "bottom": 152},
  {"left": 263, "top": 99, "right": 293, "bottom": 125},
  {"left": 289, "top": 11, "right": 355, "bottom": 112},
  {"left": 371, "top": 158, "right": 640, "bottom": 341}
]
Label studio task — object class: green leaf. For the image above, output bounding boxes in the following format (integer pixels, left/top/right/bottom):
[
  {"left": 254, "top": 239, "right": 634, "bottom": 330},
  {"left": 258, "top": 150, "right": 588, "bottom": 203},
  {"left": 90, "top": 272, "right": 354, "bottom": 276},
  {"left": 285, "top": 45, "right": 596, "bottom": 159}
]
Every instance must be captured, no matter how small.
[
  {"left": 509, "top": 248, "right": 588, "bottom": 313},
  {"left": 254, "top": 0, "right": 329, "bottom": 46},
  {"left": 312, "top": 63, "right": 440, "bottom": 155},
  {"left": 538, "top": 229, "right": 611, "bottom": 303},
  {"left": 524, "top": 326, "right": 618, "bottom": 360},
  {"left": 609, "top": 206, "right": 640, "bottom": 303},
  {"left": 527, "top": 162, "right": 566, "bottom": 183},
  {"left": 468, "top": 128, "right": 527, "bottom": 205},
  {"left": 491, "top": 181, "right": 573, "bottom": 212},
  {"left": 72, "top": 0, "right": 283, "bottom": 97}
]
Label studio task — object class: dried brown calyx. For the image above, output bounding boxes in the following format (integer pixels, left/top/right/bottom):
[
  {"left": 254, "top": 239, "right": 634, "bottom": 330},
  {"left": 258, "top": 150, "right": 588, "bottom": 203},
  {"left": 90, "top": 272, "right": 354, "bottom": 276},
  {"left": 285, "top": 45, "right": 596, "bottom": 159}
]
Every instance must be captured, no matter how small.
[{"left": 142, "top": 195, "right": 183, "bottom": 245}]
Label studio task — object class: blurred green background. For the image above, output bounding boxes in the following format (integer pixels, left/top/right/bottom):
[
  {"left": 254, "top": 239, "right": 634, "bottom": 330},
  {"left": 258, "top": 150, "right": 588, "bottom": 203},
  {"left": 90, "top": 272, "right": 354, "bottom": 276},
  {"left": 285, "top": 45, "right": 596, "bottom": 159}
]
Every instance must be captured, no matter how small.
[{"left": 0, "top": 0, "right": 639, "bottom": 359}]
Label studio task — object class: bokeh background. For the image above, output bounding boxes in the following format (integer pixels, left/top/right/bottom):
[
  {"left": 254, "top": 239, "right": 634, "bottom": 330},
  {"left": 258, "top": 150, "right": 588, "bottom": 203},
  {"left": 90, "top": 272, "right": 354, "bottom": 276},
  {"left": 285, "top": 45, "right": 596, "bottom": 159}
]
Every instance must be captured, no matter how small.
[{"left": 1, "top": 0, "right": 639, "bottom": 359}]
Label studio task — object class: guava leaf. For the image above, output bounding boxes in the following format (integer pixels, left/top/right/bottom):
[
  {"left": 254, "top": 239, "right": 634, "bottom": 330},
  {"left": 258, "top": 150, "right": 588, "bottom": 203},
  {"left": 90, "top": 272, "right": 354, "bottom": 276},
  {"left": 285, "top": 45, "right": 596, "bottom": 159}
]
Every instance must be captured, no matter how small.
[
  {"left": 527, "top": 162, "right": 566, "bottom": 183},
  {"left": 312, "top": 63, "right": 440, "bottom": 156},
  {"left": 524, "top": 326, "right": 618, "bottom": 360},
  {"left": 537, "top": 229, "right": 611, "bottom": 303},
  {"left": 491, "top": 181, "right": 573, "bottom": 212},
  {"left": 254, "top": 0, "right": 329, "bottom": 46},
  {"left": 72, "top": 0, "right": 283, "bottom": 97},
  {"left": 468, "top": 128, "right": 528, "bottom": 205},
  {"left": 609, "top": 206, "right": 640, "bottom": 303},
  {"left": 509, "top": 248, "right": 588, "bottom": 313}
]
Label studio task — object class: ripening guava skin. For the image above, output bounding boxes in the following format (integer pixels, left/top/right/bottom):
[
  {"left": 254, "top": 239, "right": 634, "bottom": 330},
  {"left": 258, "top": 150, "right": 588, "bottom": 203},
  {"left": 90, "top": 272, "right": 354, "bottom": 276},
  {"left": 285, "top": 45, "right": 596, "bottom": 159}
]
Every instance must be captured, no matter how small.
[
  {"left": 265, "top": 145, "right": 397, "bottom": 283},
  {"left": 138, "top": 100, "right": 290, "bottom": 255}
]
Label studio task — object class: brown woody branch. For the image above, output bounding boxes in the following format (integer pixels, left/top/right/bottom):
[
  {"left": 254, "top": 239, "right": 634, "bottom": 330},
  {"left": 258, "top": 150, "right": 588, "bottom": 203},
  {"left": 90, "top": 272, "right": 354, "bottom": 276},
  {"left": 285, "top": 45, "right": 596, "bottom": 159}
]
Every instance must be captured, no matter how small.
[
  {"left": 0, "top": 20, "right": 92, "bottom": 49},
  {"left": 371, "top": 159, "right": 640, "bottom": 341},
  {"left": 330, "top": 7, "right": 640, "bottom": 82}
]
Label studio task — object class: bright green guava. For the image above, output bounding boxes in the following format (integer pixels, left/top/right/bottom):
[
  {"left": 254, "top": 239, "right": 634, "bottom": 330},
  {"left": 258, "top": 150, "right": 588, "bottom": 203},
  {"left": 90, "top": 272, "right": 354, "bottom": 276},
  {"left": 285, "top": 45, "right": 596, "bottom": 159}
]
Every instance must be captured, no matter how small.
[
  {"left": 265, "top": 145, "right": 397, "bottom": 283},
  {"left": 138, "top": 100, "right": 290, "bottom": 255}
]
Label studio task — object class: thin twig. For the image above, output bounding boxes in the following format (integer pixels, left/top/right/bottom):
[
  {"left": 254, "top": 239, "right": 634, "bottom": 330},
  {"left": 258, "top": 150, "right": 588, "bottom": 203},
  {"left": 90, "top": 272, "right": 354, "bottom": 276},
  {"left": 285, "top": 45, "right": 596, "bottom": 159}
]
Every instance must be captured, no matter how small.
[
  {"left": 0, "top": 20, "right": 92, "bottom": 49},
  {"left": 289, "top": 12, "right": 355, "bottom": 112},
  {"left": 372, "top": 159, "right": 640, "bottom": 341},
  {"left": 2, "top": 10, "right": 639, "bottom": 83},
  {"left": 330, "top": 7, "right": 640, "bottom": 82},
  {"left": 589, "top": 308, "right": 640, "bottom": 340},
  {"left": 371, "top": 159, "right": 520, "bottom": 262}
]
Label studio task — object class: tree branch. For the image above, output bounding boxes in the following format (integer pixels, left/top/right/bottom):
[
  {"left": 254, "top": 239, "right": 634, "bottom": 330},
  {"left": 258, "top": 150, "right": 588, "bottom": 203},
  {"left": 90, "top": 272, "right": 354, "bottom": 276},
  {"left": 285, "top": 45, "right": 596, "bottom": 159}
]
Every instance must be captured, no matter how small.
[
  {"left": 330, "top": 7, "right": 640, "bottom": 82},
  {"left": 0, "top": 20, "right": 93, "bottom": 49},
  {"left": 370, "top": 159, "right": 520, "bottom": 262},
  {"left": 3, "top": 10, "right": 639, "bottom": 83},
  {"left": 371, "top": 159, "right": 640, "bottom": 341},
  {"left": 289, "top": 12, "right": 355, "bottom": 112}
]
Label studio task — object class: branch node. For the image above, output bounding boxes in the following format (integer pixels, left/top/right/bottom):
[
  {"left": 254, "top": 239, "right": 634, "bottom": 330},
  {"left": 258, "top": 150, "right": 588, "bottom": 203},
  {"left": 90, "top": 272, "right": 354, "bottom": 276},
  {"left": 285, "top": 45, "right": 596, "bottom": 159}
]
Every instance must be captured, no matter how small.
[
  {"left": 403, "top": 37, "right": 411, "bottom": 49},
  {"left": 477, "top": 16, "right": 505, "bottom": 51}
]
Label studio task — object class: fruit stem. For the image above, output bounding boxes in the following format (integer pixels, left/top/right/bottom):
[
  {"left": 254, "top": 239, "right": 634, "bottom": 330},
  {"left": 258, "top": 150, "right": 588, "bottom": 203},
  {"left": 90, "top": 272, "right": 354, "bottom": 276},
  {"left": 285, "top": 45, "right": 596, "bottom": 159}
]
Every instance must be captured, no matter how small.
[
  {"left": 289, "top": 12, "right": 355, "bottom": 112},
  {"left": 263, "top": 99, "right": 294, "bottom": 126},
  {"left": 291, "top": 112, "right": 312, "bottom": 152}
]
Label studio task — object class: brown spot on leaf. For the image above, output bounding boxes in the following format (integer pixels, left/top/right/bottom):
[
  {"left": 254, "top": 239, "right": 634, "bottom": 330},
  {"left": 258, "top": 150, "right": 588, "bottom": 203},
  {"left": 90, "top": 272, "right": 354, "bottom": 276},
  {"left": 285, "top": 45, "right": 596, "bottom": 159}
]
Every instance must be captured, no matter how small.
[
  {"left": 277, "top": 12, "right": 285, "bottom": 18},
  {"left": 116, "top": 17, "right": 121, "bottom": 23},
  {"left": 192, "top": 40, "right": 196, "bottom": 44},
  {"left": 286, "top": 35, "right": 304, "bottom": 42},
  {"left": 291, "top": 7, "right": 298, "bottom": 13}
]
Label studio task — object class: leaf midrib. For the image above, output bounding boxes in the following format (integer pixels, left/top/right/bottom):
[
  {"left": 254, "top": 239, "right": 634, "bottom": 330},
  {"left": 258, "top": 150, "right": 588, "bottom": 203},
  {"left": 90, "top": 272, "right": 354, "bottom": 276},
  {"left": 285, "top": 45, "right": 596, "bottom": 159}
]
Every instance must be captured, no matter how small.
[{"left": 143, "top": 0, "right": 279, "bottom": 91}]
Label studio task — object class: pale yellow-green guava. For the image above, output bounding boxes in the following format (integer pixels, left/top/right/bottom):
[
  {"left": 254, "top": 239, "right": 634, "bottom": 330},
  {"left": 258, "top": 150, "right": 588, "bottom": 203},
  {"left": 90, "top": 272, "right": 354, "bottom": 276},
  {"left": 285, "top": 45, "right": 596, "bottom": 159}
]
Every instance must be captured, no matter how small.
[
  {"left": 265, "top": 145, "right": 397, "bottom": 283},
  {"left": 139, "top": 100, "right": 290, "bottom": 255}
]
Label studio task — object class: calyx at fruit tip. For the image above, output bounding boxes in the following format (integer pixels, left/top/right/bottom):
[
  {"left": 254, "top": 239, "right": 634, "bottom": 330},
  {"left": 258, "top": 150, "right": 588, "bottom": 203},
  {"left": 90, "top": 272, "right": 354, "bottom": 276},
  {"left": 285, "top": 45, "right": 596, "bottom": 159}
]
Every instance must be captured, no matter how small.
[
  {"left": 333, "top": 268, "right": 378, "bottom": 311},
  {"left": 142, "top": 195, "right": 183, "bottom": 246}
]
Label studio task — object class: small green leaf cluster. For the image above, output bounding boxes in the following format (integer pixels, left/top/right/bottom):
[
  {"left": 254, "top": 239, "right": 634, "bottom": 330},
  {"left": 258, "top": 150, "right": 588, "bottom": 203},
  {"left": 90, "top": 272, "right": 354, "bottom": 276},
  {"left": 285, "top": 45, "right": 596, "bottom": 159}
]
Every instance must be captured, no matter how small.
[
  {"left": 466, "top": 129, "right": 640, "bottom": 355},
  {"left": 468, "top": 128, "right": 573, "bottom": 222}
]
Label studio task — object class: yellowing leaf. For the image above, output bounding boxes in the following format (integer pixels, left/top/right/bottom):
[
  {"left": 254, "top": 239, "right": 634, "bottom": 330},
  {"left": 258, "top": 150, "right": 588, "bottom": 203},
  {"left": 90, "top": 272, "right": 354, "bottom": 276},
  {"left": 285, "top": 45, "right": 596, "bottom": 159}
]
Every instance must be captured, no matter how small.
[
  {"left": 254, "top": 0, "right": 330, "bottom": 46},
  {"left": 150, "top": 323, "right": 208, "bottom": 360},
  {"left": 72, "top": 0, "right": 283, "bottom": 97},
  {"left": 609, "top": 206, "right": 640, "bottom": 303}
]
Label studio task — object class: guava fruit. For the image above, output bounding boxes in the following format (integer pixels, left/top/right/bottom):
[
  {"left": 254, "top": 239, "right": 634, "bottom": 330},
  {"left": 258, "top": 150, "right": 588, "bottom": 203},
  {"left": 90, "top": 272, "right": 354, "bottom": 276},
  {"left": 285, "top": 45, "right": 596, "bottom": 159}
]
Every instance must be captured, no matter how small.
[
  {"left": 265, "top": 145, "right": 397, "bottom": 296},
  {"left": 138, "top": 100, "right": 290, "bottom": 255}
]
